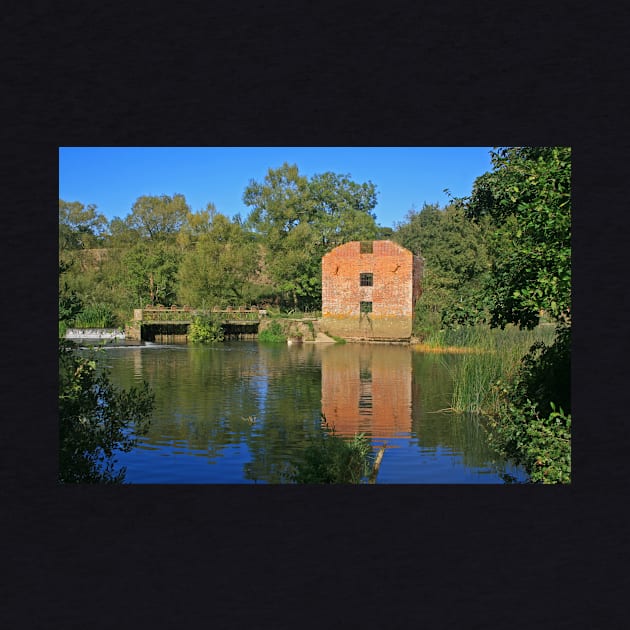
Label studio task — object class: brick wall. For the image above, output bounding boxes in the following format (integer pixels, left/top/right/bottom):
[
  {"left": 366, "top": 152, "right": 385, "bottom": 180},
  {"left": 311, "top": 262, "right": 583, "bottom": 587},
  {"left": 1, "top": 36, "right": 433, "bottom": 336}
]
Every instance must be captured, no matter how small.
[{"left": 322, "top": 240, "right": 423, "bottom": 340}]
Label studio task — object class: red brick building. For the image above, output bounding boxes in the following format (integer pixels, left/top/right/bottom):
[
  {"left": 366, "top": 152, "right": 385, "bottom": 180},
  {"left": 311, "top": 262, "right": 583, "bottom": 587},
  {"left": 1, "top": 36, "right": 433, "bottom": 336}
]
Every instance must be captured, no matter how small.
[{"left": 321, "top": 240, "right": 423, "bottom": 340}]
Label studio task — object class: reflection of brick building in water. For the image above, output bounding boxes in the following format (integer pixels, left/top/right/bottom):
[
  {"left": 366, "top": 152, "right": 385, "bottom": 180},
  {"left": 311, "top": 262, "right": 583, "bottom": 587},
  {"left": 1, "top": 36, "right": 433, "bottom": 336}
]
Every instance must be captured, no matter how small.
[
  {"left": 320, "top": 345, "right": 412, "bottom": 439},
  {"left": 322, "top": 240, "right": 423, "bottom": 341}
]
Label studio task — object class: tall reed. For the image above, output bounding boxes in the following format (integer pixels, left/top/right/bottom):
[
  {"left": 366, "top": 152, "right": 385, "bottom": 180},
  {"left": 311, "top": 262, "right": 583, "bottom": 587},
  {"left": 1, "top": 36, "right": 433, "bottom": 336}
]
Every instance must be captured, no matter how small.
[
  {"left": 443, "top": 324, "right": 555, "bottom": 415},
  {"left": 73, "top": 303, "right": 117, "bottom": 329}
]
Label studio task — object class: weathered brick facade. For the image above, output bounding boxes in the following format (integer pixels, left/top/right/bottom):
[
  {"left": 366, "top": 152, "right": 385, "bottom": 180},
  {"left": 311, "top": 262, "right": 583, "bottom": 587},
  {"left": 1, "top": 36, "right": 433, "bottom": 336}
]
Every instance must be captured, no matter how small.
[{"left": 322, "top": 240, "right": 423, "bottom": 340}]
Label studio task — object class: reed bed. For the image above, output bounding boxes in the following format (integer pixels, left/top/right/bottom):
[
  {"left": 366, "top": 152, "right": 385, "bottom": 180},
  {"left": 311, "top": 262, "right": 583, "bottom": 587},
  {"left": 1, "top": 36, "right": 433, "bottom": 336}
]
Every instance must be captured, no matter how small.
[
  {"left": 417, "top": 324, "right": 556, "bottom": 415},
  {"left": 72, "top": 303, "right": 117, "bottom": 329}
]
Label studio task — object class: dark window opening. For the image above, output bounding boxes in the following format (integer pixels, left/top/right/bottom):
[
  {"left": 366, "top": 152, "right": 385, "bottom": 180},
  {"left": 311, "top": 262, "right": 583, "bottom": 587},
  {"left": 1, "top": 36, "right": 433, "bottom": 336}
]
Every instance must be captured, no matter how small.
[
  {"left": 360, "top": 301, "right": 372, "bottom": 314},
  {"left": 360, "top": 241, "right": 373, "bottom": 254},
  {"left": 360, "top": 272, "right": 373, "bottom": 286}
]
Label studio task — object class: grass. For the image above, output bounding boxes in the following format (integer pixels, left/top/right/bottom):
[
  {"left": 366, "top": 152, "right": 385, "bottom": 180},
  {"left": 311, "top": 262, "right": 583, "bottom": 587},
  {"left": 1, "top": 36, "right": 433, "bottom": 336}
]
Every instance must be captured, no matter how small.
[
  {"left": 72, "top": 303, "right": 117, "bottom": 329},
  {"left": 417, "top": 324, "right": 556, "bottom": 415},
  {"left": 258, "top": 320, "right": 287, "bottom": 343}
]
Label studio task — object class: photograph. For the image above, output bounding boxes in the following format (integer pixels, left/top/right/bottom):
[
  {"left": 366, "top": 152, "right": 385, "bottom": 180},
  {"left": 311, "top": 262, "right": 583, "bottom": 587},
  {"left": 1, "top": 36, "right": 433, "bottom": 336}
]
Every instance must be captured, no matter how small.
[{"left": 58, "top": 146, "right": 571, "bottom": 484}]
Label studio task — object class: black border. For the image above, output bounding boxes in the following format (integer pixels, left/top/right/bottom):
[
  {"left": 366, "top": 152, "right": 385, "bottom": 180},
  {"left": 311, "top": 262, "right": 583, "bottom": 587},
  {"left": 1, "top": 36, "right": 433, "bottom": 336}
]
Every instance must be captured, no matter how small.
[{"left": 3, "top": 1, "right": 627, "bottom": 627}]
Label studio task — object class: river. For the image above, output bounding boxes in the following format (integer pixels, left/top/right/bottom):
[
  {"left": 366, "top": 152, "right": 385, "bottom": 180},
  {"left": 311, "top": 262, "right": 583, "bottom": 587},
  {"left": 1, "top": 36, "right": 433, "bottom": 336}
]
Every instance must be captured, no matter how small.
[{"left": 80, "top": 340, "right": 529, "bottom": 483}]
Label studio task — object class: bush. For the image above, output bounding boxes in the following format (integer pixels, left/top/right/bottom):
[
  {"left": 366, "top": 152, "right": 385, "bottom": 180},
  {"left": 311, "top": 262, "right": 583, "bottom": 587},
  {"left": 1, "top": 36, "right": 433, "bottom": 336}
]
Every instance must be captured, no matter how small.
[
  {"left": 487, "top": 399, "right": 571, "bottom": 484},
  {"left": 486, "top": 325, "right": 571, "bottom": 483},
  {"left": 189, "top": 314, "right": 225, "bottom": 343},
  {"left": 59, "top": 340, "right": 154, "bottom": 483},
  {"left": 258, "top": 320, "right": 286, "bottom": 343}
]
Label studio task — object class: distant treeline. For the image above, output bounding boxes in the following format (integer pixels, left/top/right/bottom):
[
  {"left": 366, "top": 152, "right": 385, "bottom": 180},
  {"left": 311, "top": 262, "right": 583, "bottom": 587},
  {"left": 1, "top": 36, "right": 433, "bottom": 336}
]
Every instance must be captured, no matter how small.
[{"left": 60, "top": 151, "right": 570, "bottom": 340}]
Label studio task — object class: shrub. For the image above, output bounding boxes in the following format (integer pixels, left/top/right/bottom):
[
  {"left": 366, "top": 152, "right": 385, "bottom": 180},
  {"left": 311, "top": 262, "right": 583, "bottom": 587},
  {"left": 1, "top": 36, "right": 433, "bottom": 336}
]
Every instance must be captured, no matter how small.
[
  {"left": 486, "top": 325, "right": 571, "bottom": 483},
  {"left": 59, "top": 340, "right": 154, "bottom": 483},
  {"left": 487, "top": 399, "right": 571, "bottom": 483},
  {"left": 189, "top": 314, "right": 225, "bottom": 343},
  {"left": 258, "top": 320, "right": 287, "bottom": 343}
]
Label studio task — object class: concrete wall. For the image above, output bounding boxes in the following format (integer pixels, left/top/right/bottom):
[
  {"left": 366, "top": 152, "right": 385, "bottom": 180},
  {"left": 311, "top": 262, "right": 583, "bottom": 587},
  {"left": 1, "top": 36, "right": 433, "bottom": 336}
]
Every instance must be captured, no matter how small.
[{"left": 322, "top": 240, "right": 423, "bottom": 340}]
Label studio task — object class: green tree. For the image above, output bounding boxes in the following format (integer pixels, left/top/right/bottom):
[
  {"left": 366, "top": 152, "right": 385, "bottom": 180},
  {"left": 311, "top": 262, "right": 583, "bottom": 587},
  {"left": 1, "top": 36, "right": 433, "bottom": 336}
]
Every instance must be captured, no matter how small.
[
  {"left": 59, "top": 341, "right": 154, "bottom": 483},
  {"left": 126, "top": 194, "right": 190, "bottom": 241},
  {"left": 243, "top": 163, "right": 380, "bottom": 309},
  {"left": 176, "top": 203, "right": 218, "bottom": 250},
  {"left": 122, "top": 240, "right": 182, "bottom": 306},
  {"left": 308, "top": 171, "right": 379, "bottom": 248},
  {"left": 59, "top": 200, "right": 107, "bottom": 250},
  {"left": 461, "top": 147, "right": 572, "bottom": 482},
  {"left": 177, "top": 213, "right": 259, "bottom": 307},
  {"left": 58, "top": 260, "right": 83, "bottom": 336},
  {"left": 394, "top": 202, "right": 492, "bottom": 335},
  {"left": 104, "top": 216, "right": 142, "bottom": 248},
  {"left": 463, "top": 147, "right": 571, "bottom": 329}
]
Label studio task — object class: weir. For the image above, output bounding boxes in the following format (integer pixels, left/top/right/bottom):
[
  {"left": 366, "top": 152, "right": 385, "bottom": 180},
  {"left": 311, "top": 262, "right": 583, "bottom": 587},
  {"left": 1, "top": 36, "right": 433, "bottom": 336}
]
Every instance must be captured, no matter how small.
[
  {"left": 65, "top": 328, "right": 126, "bottom": 340},
  {"left": 125, "top": 307, "right": 264, "bottom": 342}
]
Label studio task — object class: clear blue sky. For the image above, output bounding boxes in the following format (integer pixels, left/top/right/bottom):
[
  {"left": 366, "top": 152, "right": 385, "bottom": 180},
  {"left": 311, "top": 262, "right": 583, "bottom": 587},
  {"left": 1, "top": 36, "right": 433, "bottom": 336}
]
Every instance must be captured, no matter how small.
[{"left": 58, "top": 147, "right": 494, "bottom": 229}]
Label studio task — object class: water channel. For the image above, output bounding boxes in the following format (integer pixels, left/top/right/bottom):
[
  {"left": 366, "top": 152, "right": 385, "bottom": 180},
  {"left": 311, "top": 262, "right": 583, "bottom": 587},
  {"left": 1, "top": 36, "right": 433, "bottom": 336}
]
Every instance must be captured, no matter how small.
[{"left": 79, "top": 340, "right": 529, "bottom": 483}]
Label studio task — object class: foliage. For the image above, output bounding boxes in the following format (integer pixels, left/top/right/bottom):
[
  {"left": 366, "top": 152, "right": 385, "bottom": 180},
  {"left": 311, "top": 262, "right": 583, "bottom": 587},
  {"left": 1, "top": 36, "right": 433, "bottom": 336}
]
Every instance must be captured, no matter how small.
[
  {"left": 394, "top": 203, "right": 493, "bottom": 339},
  {"left": 307, "top": 171, "right": 379, "bottom": 249},
  {"left": 59, "top": 341, "right": 154, "bottom": 483},
  {"left": 451, "top": 147, "right": 572, "bottom": 482},
  {"left": 441, "top": 324, "right": 556, "bottom": 415},
  {"left": 177, "top": 213, "right": 259, "bottom": 307},
  {"left": 73, "top": 303, "right": 117, "bottom": 328},
  {"left": 506, "top": 323, "right": 571, "bottom": 416},
  {"left": 59, "top": 260, "right": 83, "bottom": 329},
  {"left": 188, "top": 314, "right": 225, "bottom": 343},
  {"left": 486, "top": 397, "right": 571, "bottom": 484},
  {"left": 59, "top": 200, "right": 107, "bottom": 250},
  {"left": 258, "top": 320, "right": 287, "bottom": 343},
  {"left": 125, "top": 194, "right": 190, "bottom": 241},
  {"left": 463, "top": 147, "right": 571, "bottom": 329},
  {"left": 289, "top": 419, "right": 374, "bottom": 483},
  {"left": 243, "top": 163, "right": 380, "bottom": 310},
  {"left": 122, "top": 240, "right": 182, "bottom": 307},
  {"left": 176, "top": 203, "right": 218, "bottom": 250}
]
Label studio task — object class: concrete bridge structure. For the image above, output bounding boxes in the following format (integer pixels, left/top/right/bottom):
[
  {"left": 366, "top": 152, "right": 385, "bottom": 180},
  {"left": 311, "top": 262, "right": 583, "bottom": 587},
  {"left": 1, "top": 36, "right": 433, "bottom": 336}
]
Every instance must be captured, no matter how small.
[{"left": 125, "top": 307, "right": 266, "bottom": 342}]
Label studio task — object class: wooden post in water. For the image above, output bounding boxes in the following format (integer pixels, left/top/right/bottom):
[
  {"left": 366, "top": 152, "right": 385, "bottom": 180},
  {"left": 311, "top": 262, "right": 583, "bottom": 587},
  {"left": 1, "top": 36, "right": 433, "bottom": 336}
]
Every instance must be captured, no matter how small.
[{"left": 368, "top": 444, "right": 387, "bottom": 484}]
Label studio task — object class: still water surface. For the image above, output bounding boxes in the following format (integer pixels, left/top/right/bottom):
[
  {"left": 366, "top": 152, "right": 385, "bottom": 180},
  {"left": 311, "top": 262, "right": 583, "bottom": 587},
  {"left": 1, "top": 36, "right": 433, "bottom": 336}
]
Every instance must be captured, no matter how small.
[{"left": 86, "top": 340, "right": 528, "bottom": 483}]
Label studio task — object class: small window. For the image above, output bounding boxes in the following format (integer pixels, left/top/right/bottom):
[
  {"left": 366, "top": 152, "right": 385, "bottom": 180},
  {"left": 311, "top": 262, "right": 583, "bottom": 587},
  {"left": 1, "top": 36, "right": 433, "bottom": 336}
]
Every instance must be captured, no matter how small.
[
  {"left": 360, "top": 241, "right": 373, "bottom": 254},
  {"left": 360, "top": 301, "right": 372, "bottom": 313},
  {"left": 360, "top": 273, "right": 373, "bottom": 287}
]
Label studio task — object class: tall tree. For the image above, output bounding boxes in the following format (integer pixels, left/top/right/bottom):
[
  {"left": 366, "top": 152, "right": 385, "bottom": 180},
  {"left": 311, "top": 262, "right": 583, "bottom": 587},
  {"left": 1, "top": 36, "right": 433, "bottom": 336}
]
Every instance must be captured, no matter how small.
[
  {"left": 308, "top": 171, "right": 379, "bottom": 248},
  {"left": 394, "top": 202, "right": 492, "bottom": 333},
  {"left": 176, "top": 202, "right": 218, "bottom": 250},
  {"left": 122, "top": 241, "right": 182, "bottom": 306},
  {"left": 463, "top": 147, "right": 571, "bottom": 329},
  {"left": 126, "top": 194, "right": 190, "bottom": 241},
  {"left": 177, "top": 214, "right": 259, "bottom": 307},
  {"left": 243, "top": 163, "right": 380, "bottom": 309},
  {"left": 59, "top": 199, "right": 107, "bottom": 250}
]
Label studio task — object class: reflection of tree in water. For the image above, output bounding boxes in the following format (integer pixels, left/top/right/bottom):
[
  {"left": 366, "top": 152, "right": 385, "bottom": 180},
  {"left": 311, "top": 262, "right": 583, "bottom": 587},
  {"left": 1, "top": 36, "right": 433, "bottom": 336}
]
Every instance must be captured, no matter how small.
[
  {"left": 243, "top": 344, "right": 324, "bottom": 483},
  {"left": 102, "top": 341, "right": 522, "bottom": 482}
]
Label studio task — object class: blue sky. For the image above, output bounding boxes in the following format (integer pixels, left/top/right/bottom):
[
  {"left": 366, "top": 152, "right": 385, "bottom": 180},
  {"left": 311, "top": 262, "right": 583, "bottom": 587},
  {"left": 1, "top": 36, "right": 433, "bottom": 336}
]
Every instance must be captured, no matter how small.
[{"left": 58, "top": 147, "right": 494, "bottom": 229}]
